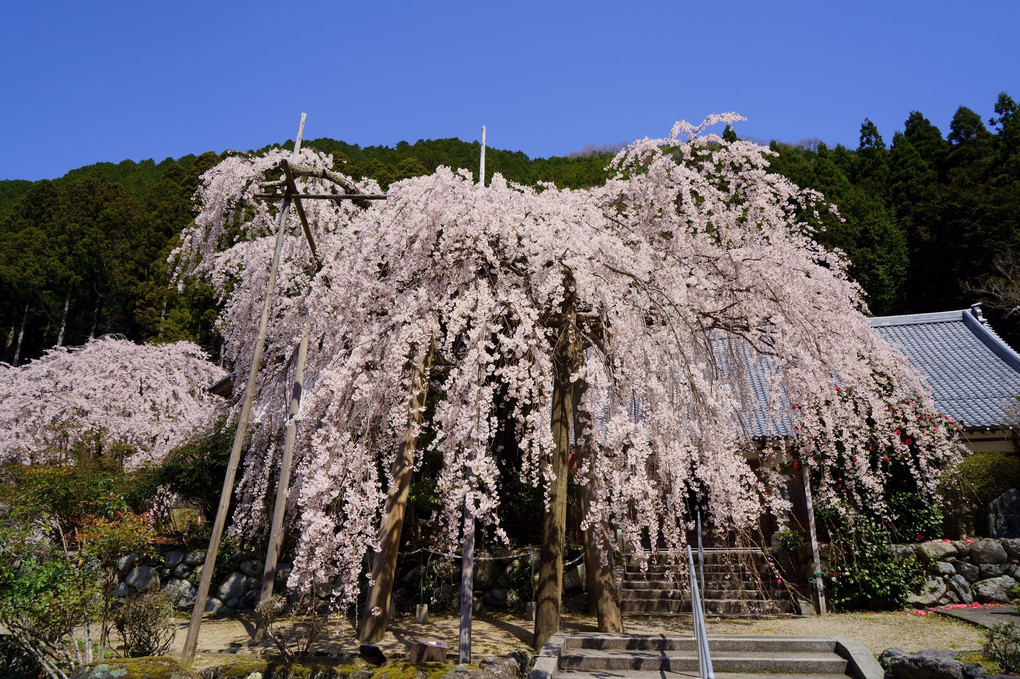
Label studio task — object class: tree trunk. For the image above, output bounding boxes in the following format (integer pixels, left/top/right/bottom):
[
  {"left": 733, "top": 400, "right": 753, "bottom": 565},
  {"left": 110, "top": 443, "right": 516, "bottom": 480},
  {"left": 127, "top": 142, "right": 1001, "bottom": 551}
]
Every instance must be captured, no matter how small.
[
  {"left": 534, "top": 276, "right": 576, "bottom": 650},
  {"left": 88, "top": 299, "right": 99, "bottom": 340},
  {"left": 357, "top": 343, "right": 433, "bottom": 643},
  {"left": 56, "top": 290, "right": 70, "bottom": 347},
  {"left": 571, "top": 341, "right": 623, "bottom": 632},
  {"left": 12, "top": 305, "right": 27, "bottom": 366}
]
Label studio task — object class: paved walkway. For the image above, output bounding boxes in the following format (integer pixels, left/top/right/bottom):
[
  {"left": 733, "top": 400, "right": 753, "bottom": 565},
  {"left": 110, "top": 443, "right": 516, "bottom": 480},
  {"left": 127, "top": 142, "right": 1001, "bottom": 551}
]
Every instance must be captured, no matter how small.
[{"left": 933, "top": 604, "right": 1019, "bottom": 629}]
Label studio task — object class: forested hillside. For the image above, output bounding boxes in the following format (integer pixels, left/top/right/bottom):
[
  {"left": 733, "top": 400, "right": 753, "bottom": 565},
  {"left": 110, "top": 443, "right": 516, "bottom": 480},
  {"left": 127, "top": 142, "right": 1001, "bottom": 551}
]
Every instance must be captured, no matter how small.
[{"left": 2, "top": 92, "right": 1018, "bottom": 366}]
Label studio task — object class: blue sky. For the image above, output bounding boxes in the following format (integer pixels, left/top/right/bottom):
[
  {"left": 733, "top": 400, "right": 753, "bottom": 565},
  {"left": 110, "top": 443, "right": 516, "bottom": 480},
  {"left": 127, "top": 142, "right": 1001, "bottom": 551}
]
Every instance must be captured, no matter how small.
[{"left": 2, "top": 0, "right": 1018, "bottom": 181}]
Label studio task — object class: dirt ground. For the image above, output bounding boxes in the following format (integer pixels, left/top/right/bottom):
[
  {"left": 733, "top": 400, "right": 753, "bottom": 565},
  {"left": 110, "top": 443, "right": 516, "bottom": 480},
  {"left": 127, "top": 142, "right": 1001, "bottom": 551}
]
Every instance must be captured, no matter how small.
[{"left": 171, "top": 610, "right": 988, "bottom": 671}]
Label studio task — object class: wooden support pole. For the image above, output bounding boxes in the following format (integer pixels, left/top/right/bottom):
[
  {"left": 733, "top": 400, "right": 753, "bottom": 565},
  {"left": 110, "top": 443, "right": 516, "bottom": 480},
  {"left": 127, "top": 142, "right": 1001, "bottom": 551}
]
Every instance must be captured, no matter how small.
[
  {"left": 255, "top": 317, "right": 310, "bottom": 635},
  {"left": 459, "top": 502, "right": 475, "bottom": 664},
  {"left": 280, "top": 161, "right": 321, "bottom": 271},
  {"left": 802, "top": 463, "right": 827, "bottom": 615},
  {"left": 479, "top": 125, "right": 486, "bottom": 187},
  {"left": 254, "top": 193, "right": 389, "bottom": 200},
  {"left": 180, "top": 113, "right": 307, "bottom": 668}
]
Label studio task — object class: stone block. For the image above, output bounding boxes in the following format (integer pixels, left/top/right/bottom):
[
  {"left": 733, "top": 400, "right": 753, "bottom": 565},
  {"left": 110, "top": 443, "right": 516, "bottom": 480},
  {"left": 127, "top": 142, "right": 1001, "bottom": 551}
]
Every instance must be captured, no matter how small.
[
  {"left": 989, "top": 489, "right": 1020, "bottom": 538},
  {"left": 563, "top": 563, "right": 586, "bottom": 594},
  {"left": 162, "top": 550, "right": 185, "bottom": 569},
  {"left": 889, "top": 652, "right": 964, "bottom": 679},
  {"left": 935, "top": 560, "right": 957, "bottom": 575},
  {"left": 957, "top": 561, "right": 980, "bottom": 582},
  {"left": 239, "top": 559, "right": 262, "bottom": 577},
  {"left": 117, "top": 554, "right": 141, "bottom": 574},
  {"left": 972, "top": 575, "right": 1018, "bottom": 603},
  {"left": 125, "top": 565, "right": 159, "bottom": 592},
  {"left": 971, "top": 539, "right": 1008, "bottom": 565},
  {"left": 980, "top": 564, "right": 1009, "bottom": 578},
  {"left": 948, "top": 574, "right": 974, "bottom": 603},
  {"left": 163, "top": 578, "right": 197, "bottom": 610},
  {"left": 185, "top": 550, "right": 205, "bottom": 566},
  {"left": 907, "top": 577, "right": 947, "bottom": 606},
  {"left": 916, "top": 540, "right": 958, "bottom": 563},
  {"left": 216, "top": 572, "right": 249, "bottom": 601}
]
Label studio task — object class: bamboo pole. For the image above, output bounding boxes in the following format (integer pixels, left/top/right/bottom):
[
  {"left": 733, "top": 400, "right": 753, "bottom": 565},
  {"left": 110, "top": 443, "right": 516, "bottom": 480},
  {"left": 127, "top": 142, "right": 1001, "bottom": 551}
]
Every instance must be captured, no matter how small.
[{"left": 181, "top": 113, "right": 307, "bottom": 668}]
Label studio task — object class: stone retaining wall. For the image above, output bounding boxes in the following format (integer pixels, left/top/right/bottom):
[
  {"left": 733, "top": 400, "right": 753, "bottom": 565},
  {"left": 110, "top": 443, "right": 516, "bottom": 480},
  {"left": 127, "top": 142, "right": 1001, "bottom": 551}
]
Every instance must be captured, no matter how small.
[
  {"left": 899, "top": 538, "right": 1020, "bottom": 607},
  {"left": 114, "top": 546, "right": 584, "bottom": 616}
]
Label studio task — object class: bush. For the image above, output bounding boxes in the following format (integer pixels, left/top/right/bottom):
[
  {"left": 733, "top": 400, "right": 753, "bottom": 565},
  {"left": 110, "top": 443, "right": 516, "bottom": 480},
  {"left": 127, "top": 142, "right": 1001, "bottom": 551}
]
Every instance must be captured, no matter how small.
[
  {"left": 133, "top": 418, "right": 234, "bottom": 523},
  {"left": 940, "top": 451, "right": 1020, "bottom": 535},
  {"left": 115, "top": 592, "right": 176, "bottom": 657},
  {"left": 985, "top": 622, "right": 1020, "bottom": 675},
  {"left": 777, "top": 528, "right": 804, "bottom": 551},
  {"left": 820, "top": 515, "right": 924, "bottom": 611}
]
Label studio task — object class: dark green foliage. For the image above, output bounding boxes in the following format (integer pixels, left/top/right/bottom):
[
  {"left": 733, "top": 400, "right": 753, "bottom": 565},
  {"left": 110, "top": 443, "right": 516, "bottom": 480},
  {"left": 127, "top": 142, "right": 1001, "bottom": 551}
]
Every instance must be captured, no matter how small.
[
  {"left": 818, "top": 511, "right": 924, "bottom": 611},
  {"left": 133, "top": 418, "right": 235, "bottom": 522},
  {"left": 940, "top": 450, "right": 1020, "bottom": 535},
  {"left": 4, "top": 94, "right": 1020, "bottom": 363}
]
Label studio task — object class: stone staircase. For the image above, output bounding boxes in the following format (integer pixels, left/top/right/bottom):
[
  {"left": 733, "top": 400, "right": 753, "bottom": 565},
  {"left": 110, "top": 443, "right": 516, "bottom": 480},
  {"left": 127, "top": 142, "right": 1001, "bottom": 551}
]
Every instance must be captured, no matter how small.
[
  {"left": 619, "top": 548, "right": 798, "bottom": 618},
  {"left": 531, "top": 633, "right": 883, "bottom": 679}
]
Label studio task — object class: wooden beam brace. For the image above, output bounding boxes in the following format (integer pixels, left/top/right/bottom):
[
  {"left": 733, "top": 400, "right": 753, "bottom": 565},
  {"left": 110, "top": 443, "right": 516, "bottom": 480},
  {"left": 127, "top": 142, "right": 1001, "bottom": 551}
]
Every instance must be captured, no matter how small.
[{"left": 280, "top": 160, "right": 322, "bottom": 272}]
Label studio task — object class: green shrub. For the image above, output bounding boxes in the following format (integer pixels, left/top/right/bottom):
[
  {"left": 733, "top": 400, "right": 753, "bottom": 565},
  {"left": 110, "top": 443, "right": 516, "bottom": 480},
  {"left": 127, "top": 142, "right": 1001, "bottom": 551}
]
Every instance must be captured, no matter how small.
[
  {"left": 985, "top": 622, "right": 1020, "bottom": 675},
  {"left": 777, "top": 528, "right": 804, "bottom": 551},
  {"left": 940, "top": 451, "right": 1020, "bottom": 535},
  {"left": 820, "top": 515, "right": 924, "bottom": 611}
]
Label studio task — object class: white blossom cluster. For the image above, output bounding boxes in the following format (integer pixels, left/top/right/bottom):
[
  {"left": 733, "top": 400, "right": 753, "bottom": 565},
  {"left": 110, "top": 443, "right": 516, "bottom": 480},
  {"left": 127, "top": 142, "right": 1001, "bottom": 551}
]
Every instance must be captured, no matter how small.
[
  {"left": 175, "top": 116, "right": 961, "bottom": 607},
  {"left": 0, "top": 337, "right": 226, "bottom": 468}
]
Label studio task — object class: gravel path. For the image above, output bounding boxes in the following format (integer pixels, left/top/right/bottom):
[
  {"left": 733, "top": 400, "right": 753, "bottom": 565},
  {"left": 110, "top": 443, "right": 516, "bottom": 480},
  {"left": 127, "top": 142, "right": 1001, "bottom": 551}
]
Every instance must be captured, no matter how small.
[{"left": 172, "top": 611, "right": 987, "bottom": 670}]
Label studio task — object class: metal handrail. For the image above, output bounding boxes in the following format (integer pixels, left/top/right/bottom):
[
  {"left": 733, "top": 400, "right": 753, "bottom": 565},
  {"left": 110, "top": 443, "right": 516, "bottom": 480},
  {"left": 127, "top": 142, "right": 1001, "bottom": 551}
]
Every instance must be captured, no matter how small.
[{"left": 687, "top": 543, "right": 714, "bottom": 679}]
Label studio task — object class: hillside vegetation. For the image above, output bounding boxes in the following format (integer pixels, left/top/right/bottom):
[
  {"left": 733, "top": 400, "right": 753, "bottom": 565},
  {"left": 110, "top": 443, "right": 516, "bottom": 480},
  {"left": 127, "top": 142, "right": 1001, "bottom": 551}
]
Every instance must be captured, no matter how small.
[{"left": 2, "top": 92, "right": 1018, "bottom": 364}]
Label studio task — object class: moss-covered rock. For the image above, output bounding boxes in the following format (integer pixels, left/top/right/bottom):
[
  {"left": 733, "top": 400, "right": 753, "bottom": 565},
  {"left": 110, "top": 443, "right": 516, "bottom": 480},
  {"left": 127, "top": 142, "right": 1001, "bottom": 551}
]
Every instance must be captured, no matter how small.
[
  {"left": 69, "top": 656, "right": 196, "bottom": 679},
  {"left": 198, "top": 660, "right": 367, "bottom": 679}
]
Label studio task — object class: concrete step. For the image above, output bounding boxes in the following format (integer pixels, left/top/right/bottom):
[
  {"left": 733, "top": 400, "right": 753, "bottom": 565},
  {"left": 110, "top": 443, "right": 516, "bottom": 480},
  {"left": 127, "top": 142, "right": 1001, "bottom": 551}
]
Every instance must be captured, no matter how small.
[
  {"left": 563, "top": 635, "right": 837, "bottom": 653},
  {"left": 620, "top": 558, "right": 771, "bottom": 570},
  {"left": 621, "top": 579, "right": 782, "bottom": 592},
  {"left": 557, "top": 649, "right": 848, "bottom": 674},
  {"left": 556, "top": 671, "right": 850, "bottom": 679},
  {"left": 619, "top": 598, "right": 796, "bottom": 615},
  {"left": 620, "top": 588, "right": 787, "bottom": 601}
]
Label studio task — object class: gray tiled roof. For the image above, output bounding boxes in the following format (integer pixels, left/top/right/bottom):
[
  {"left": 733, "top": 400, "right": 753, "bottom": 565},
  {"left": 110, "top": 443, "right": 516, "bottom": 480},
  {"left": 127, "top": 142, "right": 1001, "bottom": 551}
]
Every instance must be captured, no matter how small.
[{"left": 869, "top": 305, "right": 1020, "bottom": 429}]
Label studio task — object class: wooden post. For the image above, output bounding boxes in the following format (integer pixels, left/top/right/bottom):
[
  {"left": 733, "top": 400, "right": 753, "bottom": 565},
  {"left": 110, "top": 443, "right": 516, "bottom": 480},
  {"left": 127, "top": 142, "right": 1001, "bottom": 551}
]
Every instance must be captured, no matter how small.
[
  {"left": 456, "top": 129, "right": 488, "bottom": 662},
  {"left": 479, "top": 125, "right": 486, "bottom": 187},
  {"left": 254, "top": 317, "right": 310, "bottom": 637},
  {"left": 180, "top": 113, "right": 307, "bottom": 668},
  {"left": 459, "top": 502, "right": 475, "bottom": 664},
  {"left": 802, "top": 463, "right": 827, "bottom": 615}
]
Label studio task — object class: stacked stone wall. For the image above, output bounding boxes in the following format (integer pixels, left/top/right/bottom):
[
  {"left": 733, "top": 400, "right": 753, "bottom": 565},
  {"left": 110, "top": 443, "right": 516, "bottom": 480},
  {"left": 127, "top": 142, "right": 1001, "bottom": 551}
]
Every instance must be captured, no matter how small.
[{"left": 900, "top": 538, "right": 1020, "bottom": 607}]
